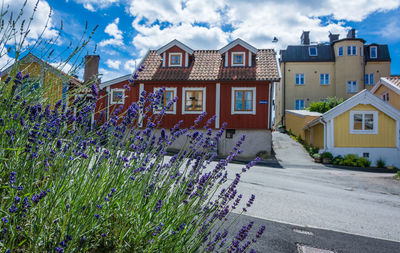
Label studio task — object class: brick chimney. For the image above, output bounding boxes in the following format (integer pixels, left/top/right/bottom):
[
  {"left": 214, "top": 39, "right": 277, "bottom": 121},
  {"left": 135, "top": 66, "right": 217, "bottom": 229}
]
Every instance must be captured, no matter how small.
[
  {"left": 346, "top": 28, "right": 356, "bottom": 39},
  {"left": 329, "top": 33, "right": 339, "bottom": 43},
  {"left": 301, "top": 31, "right": 310, "bottom": 45},
  {"left": 84, "top": 55, "right": 100, "bottom": 83}
]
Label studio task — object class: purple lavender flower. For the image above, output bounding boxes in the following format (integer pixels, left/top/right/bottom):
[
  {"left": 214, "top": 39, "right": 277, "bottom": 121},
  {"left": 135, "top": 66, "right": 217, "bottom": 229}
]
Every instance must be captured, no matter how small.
[
  {"left": 95, "top": 214, "right": 100, "bottom": 219},
  {"left": 91, "top": 83, "right": 99, "bottom": 97},
  {"left": 1, "top": 217, "right": 8, "bottom": 223},
  {"left": 101, "top": 233, "right": 106, "bottom": 237}
]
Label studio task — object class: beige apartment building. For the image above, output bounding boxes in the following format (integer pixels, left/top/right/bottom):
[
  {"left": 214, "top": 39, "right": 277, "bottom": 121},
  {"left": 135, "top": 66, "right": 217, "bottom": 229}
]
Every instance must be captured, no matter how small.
[{"left": 275, "top": 29, "right": 391, "bottom": 126}]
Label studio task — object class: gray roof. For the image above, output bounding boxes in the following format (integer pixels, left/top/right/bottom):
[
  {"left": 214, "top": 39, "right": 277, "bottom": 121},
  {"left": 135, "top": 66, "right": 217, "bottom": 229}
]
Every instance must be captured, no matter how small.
[
  {"left": 364, "top": 44, "right": 391, "bottom": 62},
  {"left": 281, "top": 45, "right": 335, "bottom": 62},
  {"left": 281, "top": 44, "right": 391, "bottom": 63}
]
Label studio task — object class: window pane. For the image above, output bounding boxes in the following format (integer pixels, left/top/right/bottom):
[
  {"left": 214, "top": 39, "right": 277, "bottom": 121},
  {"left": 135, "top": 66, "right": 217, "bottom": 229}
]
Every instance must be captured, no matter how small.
[
  {"left": 369, "top": 74, "right": 374, "bottom": 84},
  {"left": 236, "top": 91, "right": 243, "bottom": 100},
  {"left": 352, "top": 46, "right": 356, "bottom": 55},
  {"left": 244, "top": 100, "right": 252, "bottom": 110},
  {"left": 296, "top": 74, "right": 299, "bottom": 84},
  {"left": 235, "top": 100, "right": 243, "bottom": 110},
  {"left": 300, "top": 74, "right": 304, "bottom": 84},
  {"left": 353, "top": 114, "right": 363, "bottom": 130},
  {"left": 244, "top": 91, "right": 252, "bottom": 100},
  {"left": 364, "top": 114, "right": 374, "bottom": 130},
  {"left": 347, "top": 46, "right": 351, "bottom": 55},
  {"left": 320, "top": 74, "right": 324, "bottom": 85},
  {"left": 339, "top": 47, "right": 343, "bottom": 56},
  {"left": 185, "top": 90, "right": 203, "bottom": 111},
  {"left": 233, "top": 54, "right": 243, "bottom": 64}
]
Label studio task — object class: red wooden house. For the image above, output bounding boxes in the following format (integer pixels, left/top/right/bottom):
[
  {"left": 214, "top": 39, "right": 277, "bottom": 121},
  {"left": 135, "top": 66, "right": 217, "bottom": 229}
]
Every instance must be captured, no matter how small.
[{"left": 97, "top": 39, "right": 280, "bottom": 158}]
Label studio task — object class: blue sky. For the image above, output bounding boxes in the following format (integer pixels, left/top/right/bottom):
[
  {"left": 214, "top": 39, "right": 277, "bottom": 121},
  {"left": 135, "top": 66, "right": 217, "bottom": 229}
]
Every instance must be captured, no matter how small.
[{"left": 3, "top": 0, "right": 400, "bottom": 81}]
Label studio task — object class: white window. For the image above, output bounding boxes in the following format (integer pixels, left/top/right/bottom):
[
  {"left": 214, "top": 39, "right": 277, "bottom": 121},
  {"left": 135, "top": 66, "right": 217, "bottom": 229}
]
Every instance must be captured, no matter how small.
[
  {"left": 338, "top": 46, "right": 343, "bottom": 56},
  {"left": 347, "top": 46, "right": 357, "bottom": 55},
  {"left": 309, "top": 47, "right": 317, "bottom": 56},
  {"left": 153, "top": 87, "right": 177, "bottom": 114},
  {"left": 295, "top": 99, "right": 305, "bottom": 110},
  {"left": 364, "top": 73, "right": 374, "bottom": 85},
  {"left": 370, "top": 46, "right": 377, "bottom": 58},
  {"left": 231, "top": 87, "right": 256, "bottom": 115},
  {"left": 381, "top": 92, "right": 390, "bottom": 102},
  {"left": 347, "top": 81, "right": 357, "bottom": 93},
  {"left": 182, "top": 87, "right": 206, "bottom": 114},
  {"left": 169, "top": 53, "right": 182, "bottom": 67},
  {"left": 231, "top": 52, "right": 245, "bottom": 66},
  {"left": 111, "top": 89, "right": 125, "bottom": 104},
  {"left": 295, "top": 73, "right": 305, "bottom": 85},
  {"left": 350, "top": 111, "right": 378, "bottom": 134},
  {"left": 320, "top": 73, "right": 330, "bottom": 85}
]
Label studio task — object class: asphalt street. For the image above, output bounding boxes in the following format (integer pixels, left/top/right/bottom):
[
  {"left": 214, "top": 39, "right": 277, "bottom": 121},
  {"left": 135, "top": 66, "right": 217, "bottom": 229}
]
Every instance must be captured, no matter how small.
[{"left": 208, "top": 132, "right": 400, "bottom": 252}]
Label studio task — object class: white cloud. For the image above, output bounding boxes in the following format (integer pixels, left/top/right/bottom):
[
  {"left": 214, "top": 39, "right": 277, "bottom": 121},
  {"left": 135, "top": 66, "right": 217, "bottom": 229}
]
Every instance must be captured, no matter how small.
[
  {"left": 99, "top": 67, "right": 125, "bottom": 82},
  {"left": 2, "top": 0, "right": 58, "bottom": 40},
  {"left": 127, "top": 0, "right": 400, "bottom": 56},
  {"left": 72, "top": 0, "right": 119, "bottom": 11},
  {"left": 99, "top": 18, "right": 124, "bottom": 47},
  {"left": 379, "top": 18, "right": 400, "bottom": 41},
  {"left": 124, "top": 59, "right": 137, "bottom": 72},
  {"left": 105, "top": 59, "right": 121, "bottom": 69}
]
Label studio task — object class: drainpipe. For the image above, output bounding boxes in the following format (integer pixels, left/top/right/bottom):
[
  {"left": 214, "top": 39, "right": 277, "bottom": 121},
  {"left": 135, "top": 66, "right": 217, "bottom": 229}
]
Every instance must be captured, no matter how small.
[
  {"left": 282, "top": 62, "right": 286, "bottom": 126},
  {"left": 320, "top": 117, "right": 327, "bottom": 150}
]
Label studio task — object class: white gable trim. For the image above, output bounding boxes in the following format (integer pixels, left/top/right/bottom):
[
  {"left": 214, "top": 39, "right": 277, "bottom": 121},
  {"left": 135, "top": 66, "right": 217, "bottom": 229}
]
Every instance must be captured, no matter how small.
[
  {"left": 156, "top": 39, "right": 194, "bottom": 55},
  {"left": 370, "top": 77, "right": 400, "bottom": 96},
  {"left": 322, "top": 89, "right": 400, "bottom": 122},
  {"left": 219, "top": 38, "right": 258, "bottom": 54}
]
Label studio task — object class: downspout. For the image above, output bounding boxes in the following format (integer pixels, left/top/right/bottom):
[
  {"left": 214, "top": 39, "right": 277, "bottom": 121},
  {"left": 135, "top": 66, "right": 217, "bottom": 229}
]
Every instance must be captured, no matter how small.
[
  {"left": 282, "top": 61, "right": 286, "bottom": 126},
  {"left": 320, "top": 117, "right": 327, "bottom": 150}
]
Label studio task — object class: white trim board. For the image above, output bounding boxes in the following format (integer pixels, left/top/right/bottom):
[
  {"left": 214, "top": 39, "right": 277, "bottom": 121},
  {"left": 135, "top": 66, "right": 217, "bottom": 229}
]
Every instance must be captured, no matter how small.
[
  {"left": 182, "top": 87, "right": 206, "bottom": 114},
  {"left": 371, "top": 77, "right": 400, "bottom": 96},
  {"left": 156, "top": 39, "right": 194, "bottom": 55},
  {"left": 231, "top": 87, "right": 256, "bottom": 115},
  {"left": 219, "top": 38, "right": 258, "bottom": 54}
]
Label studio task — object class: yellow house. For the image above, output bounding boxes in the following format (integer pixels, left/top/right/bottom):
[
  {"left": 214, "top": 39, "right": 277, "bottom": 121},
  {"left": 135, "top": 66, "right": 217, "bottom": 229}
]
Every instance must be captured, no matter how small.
[
  {"left": 1, "top": 53, "right": 81, "bottom": 105},
  {"left": 371, "top": 76, "right": 400, "bottom": 110},
  {"left": 303, "top": 90, "right": 400, "bottom": 167},
  {"left": 275, "top": 29, "right": 391, "bottom": 126},
  {"left": 285, "top": 110, "right": 322, "bottom": 140}
]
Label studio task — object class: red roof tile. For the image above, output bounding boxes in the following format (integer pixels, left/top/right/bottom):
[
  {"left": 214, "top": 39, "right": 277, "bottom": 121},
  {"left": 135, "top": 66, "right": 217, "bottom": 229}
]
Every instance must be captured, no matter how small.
[{"left": 137, "top": 49, "right": 279, "bottom": 82}]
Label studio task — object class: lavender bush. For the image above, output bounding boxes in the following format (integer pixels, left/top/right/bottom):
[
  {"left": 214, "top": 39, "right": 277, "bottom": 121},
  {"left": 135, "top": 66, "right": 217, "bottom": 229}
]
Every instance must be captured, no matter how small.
[{"left": 0, "top": 3, "right": 265, "bottom": 253}]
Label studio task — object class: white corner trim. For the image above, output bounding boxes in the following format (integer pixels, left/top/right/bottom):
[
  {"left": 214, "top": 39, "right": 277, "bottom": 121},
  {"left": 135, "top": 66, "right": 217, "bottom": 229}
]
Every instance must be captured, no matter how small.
[
  {"left": 153, "top": 87, "right": 177, "bottom": 114},
  {"left": 182, "top": 87, "right": 206, "bottom": 114},
  {"left": 349, "top": 110, "right": 379, "bottom": 135},
  {"left": 185, "top": 52, "right": 189, "bottom": 67},
  {"left": 110, "top": 88, "right": 125, "bottom": 104},
  {"left": 231, "top": 87, "right": 256, "bottom": 115},
  {"left": 162, "top": 52, "right": 166, "bottom": 67},
  {"left": 169, "top": 52, "right": 182, "bottom": 67},
  {"left": 215, "top": 83, "right": 221, "bottom": 128},
  {"left": 249, "top": 51, "right": 252, "bottom": 67},
  {"left": 231, "top": 52, "right": 246, "bottom": 66},
  {"left": 225, "top": 52, "right": 228, "bottom": 67}
]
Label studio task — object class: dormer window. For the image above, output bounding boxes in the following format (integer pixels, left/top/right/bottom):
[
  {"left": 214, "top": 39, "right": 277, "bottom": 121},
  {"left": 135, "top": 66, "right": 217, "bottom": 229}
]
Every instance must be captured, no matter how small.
[
  {"left": 370, "top": 46, "right": 377, "bottom": 59},
  {"left": 169, "top": 53, "right": 182, "bottom": 67},
  {"left": 309, "top": 47, "right": 317, "bottom": 56},
  {"left": 232, "top": 52, "right": 245, "bottom": 66}
]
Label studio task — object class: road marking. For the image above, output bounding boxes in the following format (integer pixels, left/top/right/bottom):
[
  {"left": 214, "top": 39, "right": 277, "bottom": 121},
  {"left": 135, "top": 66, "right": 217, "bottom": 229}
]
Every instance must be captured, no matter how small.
[
  {"left": 297, "top": 244, "right": 335, "bottom": 253},
  {"left": 240, "top": 214, "right": 400, "bottom": 243},
  {"left": 293, "top": 229, "right": 314, "bottom": 236}
]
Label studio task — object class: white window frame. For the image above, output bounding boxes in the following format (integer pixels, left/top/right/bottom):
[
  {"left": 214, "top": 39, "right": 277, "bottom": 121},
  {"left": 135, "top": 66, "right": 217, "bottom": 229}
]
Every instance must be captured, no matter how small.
[
  {"left": 153, "top": 87, "right": 177, "bottom": 114},
  {"left": 309, "top": 47, "right": 318, "bottom": 56},
  {"left": 381, "top": 91, "right": 390, "bottom": 102},
  {"left": 231, "top": 52, "right": 246, "bottom": 66},
  {"left": 295, "top": 99, "right": 305, "bottom": 110},
  {"left": 295, "top": 73, "right": 305, "bottom": 85},
  {"left": 320, "top": 73, "right": 330, "bottom": 85},
  {"left": 347, "top": 45, "right": 357, "bottom": 56},
  {"left": 349, "top": 110, "right": 378, "bottom": 134},
  {"left": 365, "top": 73, "right": 374, "bottom": 85},
  {"left": 182, "top": 87, "right": 206, "bottom": 114},
  {"left": 231, "top": 87, "right": 256, "bottom": 115},
  {"left": 169, "top": 53, "right": 182, "bottom": 67},
  {"left": 110, "top": 88, "right": 125, "bottom": 104},
  {"left": 347, "top": 81, "right": 357, "bottom": 93},
  {"left": 370, "top": 46, "right": 377, "bottom": 59},
  {"left": 338, "top": 46, "right": 343, "bottom": 56}
]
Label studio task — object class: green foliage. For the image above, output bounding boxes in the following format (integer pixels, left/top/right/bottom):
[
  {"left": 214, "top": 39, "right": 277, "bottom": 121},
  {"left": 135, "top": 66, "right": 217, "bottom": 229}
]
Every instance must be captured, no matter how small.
[
  {"left": 376, "top": 158, "right": 386, "bottom": 168},
  {"left": 308, "top": 97, "right": 344, "bottom": 113},
  {"left": 332, "top": 155, "right": 343, "bottom": 165},
  {"left": 356, "top": 157, "right": 371, "bottom": 168},
  {"left": 320, "top": 152, "right": 333, "bottom": 160},
  {"left": 313, "top": 153, "right": 320, "bottom": 159},
  {"left": 394, "top": 171, "right": 400, "bottom": 180}
]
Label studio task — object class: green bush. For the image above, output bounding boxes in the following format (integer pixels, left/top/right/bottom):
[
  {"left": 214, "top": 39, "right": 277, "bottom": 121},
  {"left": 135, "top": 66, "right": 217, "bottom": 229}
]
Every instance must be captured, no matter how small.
[
  {"left": 376, "top": 158, "right": 386, "bottom": 168},
  {"left": 342, "top": 154, "right": 359, "bottom": 167},
  {"left": 332, "top": 155, "right": 343, "bottom": 165},
  {"left": 356, "top": 157, "right": 371, "bottom": 168},
  {"left": 308, "top": 97, "right": 344, "bottom": 113},
  {"left": 313, "top": 153, "right": 320, "bottom": 159},
  {"left": 320, "top": 152, "right": 333, "bottom": 160}
]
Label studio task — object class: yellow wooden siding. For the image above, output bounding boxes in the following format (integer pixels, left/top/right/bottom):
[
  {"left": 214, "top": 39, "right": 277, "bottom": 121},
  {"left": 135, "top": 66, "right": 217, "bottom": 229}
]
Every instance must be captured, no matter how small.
[
  {"left": 286, "top": 113, "right": 320, "bottom": 140},
  {"left": 334, "top": 104, "right": 396, "bottom": 147},
  {"left": 312, "top": 123, "right": 324, "bottom": 149},
  {"left": 373, "top": 85, "right": 400, "bottom": 111}
]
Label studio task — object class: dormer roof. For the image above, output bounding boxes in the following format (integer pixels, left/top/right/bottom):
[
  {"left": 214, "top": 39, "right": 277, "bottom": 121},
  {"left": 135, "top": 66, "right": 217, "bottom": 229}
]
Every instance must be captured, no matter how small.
[
  {"left": 156, "top": 39, "right": 194, "bottom": 55},
  {"left": 219, "top": 38, "right": 258, "bottom": 54}
]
